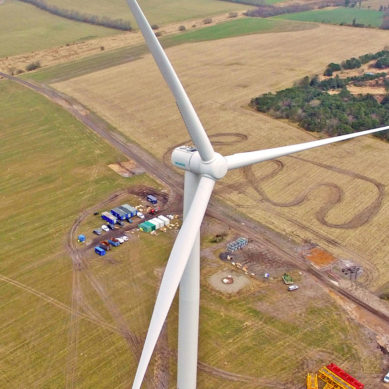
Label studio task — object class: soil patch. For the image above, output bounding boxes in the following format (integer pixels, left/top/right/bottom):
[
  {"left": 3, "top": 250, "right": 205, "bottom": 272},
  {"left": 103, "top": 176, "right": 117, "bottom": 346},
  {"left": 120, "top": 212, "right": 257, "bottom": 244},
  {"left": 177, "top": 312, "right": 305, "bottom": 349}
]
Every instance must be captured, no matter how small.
[
  {"left": 208, "top": 270, "right": 250, "bottom": 294},
  {"left": 306, "top": 246, "right": 336, "bottom": 267},
  {"left": 108, "top": 159, "right": 145, "bottom": 177}
]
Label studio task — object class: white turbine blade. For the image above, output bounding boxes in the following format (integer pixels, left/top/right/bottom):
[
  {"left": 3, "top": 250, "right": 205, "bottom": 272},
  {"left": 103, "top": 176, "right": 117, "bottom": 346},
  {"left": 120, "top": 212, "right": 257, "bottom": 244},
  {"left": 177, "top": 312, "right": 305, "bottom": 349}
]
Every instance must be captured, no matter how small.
[
  {"left": 226, "top": 125, "right": 389, "bottom": 170},
  {"left": 126, "top": 0, "right": 215, "bottom": 162},
  {"left": 132, "top": 176, "right": 215, "bottom": 389}
]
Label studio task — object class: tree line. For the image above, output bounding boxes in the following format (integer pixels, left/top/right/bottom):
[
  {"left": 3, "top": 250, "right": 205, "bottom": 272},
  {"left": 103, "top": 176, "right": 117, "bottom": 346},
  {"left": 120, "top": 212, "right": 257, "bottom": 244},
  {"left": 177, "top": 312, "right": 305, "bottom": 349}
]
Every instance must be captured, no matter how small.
[
  {"left": 250, "top": 50, "right": 389, "bottom": 141},
  {"left": 241, "top": 0, "right": 347, "bottom": 18},
  {"left": 324, "top": 50, "right": 389, "bottom": 75},
  {"left": 18, "top": 0, "right": 131, "bottom": 31}
]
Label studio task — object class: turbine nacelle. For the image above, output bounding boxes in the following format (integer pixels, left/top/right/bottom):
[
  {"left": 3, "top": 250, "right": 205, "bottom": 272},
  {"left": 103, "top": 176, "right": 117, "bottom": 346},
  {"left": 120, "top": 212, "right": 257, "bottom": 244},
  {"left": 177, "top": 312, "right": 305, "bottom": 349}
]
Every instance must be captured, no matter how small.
[{"left": 172, "top": 146, "right": 227, "bottom": 180}]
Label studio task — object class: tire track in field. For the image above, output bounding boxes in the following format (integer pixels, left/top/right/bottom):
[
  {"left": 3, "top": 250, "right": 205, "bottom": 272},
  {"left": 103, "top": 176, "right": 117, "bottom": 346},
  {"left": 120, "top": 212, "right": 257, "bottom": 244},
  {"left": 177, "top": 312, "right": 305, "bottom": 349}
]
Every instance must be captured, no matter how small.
[
  {"left": 4, "top": 75, "right": 388, "bottom": 384},
  {"left": 0, "top": 274, "right": 118, "bottom": 333},
  {"left": 241, "top": 152, "right": 384, "bottom": 230},
  {"left": 66, "top": 186, "right": 168, "bottom": 389}
]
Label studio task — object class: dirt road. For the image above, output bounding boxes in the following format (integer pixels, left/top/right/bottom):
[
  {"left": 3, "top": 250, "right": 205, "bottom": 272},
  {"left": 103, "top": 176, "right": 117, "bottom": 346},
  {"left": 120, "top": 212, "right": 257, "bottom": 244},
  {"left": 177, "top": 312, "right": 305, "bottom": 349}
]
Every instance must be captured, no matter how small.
[
  {"left": 3, "top": 70, "right": 388, "bottom": 324},
  {"left": 3, "top": 72, "right": 389, "bottom": 385}
]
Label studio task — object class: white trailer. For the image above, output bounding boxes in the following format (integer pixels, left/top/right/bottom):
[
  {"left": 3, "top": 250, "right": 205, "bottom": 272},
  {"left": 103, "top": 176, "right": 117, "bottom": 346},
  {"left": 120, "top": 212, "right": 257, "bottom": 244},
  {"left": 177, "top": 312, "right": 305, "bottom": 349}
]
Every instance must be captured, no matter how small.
[{"left": 158, "top": 215, "right": 170, "bottom": 226}]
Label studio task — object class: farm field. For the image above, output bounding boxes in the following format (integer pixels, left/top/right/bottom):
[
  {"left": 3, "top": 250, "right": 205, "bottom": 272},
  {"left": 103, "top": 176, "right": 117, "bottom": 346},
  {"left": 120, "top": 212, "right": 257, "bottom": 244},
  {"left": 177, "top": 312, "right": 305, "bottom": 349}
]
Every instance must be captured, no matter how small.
[
  {"left": 0, "top": 0, "right": 119, "bottom": 58},
  {"left": 168, "top": 17, "right": 314, "bottom": 43},
  {"left": 274, "top": 6, "right": 384, "bottom": 27},
  {"left": 0, "top": 80, "right": 160, "bottom": 388},
  {"left": 21, "top": 17, "right": 312, "bottom": 84},
  {"left": 0, "top": 80, "right": 383, "bottom": 388},
  {"left": 43, "top": 0, "right": 250, "bottom": 26},
  {"left": 53, "top": 23, "right": 389, "bottom": 293}
]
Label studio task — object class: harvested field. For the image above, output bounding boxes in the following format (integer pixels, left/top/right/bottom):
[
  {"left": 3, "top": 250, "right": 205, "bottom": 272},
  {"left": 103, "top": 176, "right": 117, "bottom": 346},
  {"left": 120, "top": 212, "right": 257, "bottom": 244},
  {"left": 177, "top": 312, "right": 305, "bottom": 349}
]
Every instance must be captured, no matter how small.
[{"left": 53, "top": 23, "right": 389, "bottom": 293}]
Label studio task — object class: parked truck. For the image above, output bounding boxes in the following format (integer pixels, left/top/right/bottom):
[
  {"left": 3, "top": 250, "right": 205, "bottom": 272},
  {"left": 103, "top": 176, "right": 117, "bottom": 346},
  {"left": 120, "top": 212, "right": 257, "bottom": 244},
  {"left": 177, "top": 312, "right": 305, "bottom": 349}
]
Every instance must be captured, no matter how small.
[
  {"left": 95, "top": 246, "right": 106, "bottom": 256},
  {"left": 108, "top": 239, "right": 120, "bottom": 247},
  {"left": 147, "top": 194, "right": 157, "bottom": 204}
]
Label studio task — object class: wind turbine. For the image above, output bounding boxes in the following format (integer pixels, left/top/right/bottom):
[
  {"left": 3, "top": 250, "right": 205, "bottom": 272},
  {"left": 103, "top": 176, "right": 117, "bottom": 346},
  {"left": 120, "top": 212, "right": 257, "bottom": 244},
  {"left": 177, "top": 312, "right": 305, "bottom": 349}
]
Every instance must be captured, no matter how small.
[{"left": 126, "top": 1, "right": 389, "bottom": 388}]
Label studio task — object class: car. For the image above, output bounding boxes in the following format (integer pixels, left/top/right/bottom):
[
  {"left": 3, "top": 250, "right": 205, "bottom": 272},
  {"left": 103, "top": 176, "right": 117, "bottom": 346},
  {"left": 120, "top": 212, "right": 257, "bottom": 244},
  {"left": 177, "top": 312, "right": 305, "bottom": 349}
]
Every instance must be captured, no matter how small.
[
  {"left": 127, "top": 218, "right": 133, "bottom": 223},
  {"left": 137, "top": 212, "right": 145, "bottom": 219},
  {"left": 121, "top": 236, "right": 129, "bottom": 242},
  {"left": 288, "top": 285, "right": 299, "bottom": 291},
  {"left": 116, "top": 237, "right": 124, "bottom": 244},
  {"left": 384, "top": 371, "right": 389, "bottom": 383},
  {"left": 117, "top": 220, "right": 125, "bottom": 227},
  {"left": 101, "top": 225, "right": 109, "bottom": 232},
  {"left": 107, "top": 223, "right": 115, "bottom": 230},
  {"left": 93, "top": 228, "right": 102, "bottom": 235}
]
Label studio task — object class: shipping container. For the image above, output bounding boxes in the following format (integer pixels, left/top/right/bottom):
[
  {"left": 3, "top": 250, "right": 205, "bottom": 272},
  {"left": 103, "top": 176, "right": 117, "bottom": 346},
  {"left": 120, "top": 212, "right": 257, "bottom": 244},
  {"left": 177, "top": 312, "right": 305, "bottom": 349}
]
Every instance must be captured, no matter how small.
[
  {"left": 147, "top": 194, "right": 157, "bottom": 204},
  {"left": 147, "top": 219, "right": 158, "bottom": 230},
  {"left": 139, "top": 221, "right": 154, "bottom": 232},
  {"left": 120, "top": 204, "right": 138, "bottom": 217},
  {"left": 158, "top": 215, "right": 170, "bottom": 226},
  {"left": 101, "top": 211, "right": 117, "bottom": 225},
  {"left": 111, "top": 207, "right": 127, "bottom": 221},
  {"left": 95, "top": 246, "right": 106, "bottom": 256},
  {"left": 149, "top": 218, "right": 163, "bottom": 230}
]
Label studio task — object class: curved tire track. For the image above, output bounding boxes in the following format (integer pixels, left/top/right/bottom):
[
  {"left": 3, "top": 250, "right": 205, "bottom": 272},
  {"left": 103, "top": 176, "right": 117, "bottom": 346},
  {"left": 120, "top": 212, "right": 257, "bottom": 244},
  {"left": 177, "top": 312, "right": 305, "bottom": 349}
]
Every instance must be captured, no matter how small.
[{"left": 3, "top": 73, "right": 389, "bottom": 384}]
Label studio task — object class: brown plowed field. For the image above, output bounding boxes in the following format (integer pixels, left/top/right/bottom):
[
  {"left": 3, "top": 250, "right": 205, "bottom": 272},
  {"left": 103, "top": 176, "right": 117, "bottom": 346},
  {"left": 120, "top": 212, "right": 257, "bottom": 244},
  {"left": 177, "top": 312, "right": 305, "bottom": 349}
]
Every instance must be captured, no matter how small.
[{"left": 53, "top": 23, "right": 389, "bottom": 291}]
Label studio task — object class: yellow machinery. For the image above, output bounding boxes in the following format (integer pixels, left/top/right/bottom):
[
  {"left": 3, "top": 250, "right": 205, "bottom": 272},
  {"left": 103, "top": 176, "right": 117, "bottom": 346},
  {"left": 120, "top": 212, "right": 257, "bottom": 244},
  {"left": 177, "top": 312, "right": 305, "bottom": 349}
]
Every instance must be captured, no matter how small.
[
  {"left": 307, "top": 373, "right": 319, "bottom": 389},
  {"left": 318, "top": 367, "right": 356, "bottom": 389}
]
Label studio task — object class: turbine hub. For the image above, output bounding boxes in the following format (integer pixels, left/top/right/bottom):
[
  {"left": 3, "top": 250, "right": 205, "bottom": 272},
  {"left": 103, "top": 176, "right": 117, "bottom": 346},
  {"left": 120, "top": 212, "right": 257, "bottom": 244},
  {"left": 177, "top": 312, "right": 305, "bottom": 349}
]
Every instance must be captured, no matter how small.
[{"left": 171, "top": 146, "right": 227, "bottom": 180}]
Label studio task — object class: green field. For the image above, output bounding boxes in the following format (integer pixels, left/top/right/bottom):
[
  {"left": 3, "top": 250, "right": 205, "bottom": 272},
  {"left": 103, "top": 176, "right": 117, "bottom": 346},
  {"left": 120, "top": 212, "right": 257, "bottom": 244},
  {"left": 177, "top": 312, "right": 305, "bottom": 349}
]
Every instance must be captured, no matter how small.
[
  {"left": 169, "top": 17, "right": 312, "bottom": 43},
  {"left": 24, "top": 18, "right": 312, "bottom": 84},
  {"left": 44, "top": 0, "right": 252, "bottom": 26},
  {"left": 274, "top": 7, "right": 384, "bottom": 28},
  {"left": 0, "top": 80, "right": 160, "bottom": 387},
  {"left": 0, "top": 0, "right": 119, "bottom": 58}
]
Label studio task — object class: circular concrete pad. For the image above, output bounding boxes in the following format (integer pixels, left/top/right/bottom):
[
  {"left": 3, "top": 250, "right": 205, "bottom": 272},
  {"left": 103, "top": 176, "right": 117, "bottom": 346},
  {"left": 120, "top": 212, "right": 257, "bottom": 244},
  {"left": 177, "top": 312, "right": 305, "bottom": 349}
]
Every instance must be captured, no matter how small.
[{"left": 208, "top": 270, "right": 250, "bottom": 294}]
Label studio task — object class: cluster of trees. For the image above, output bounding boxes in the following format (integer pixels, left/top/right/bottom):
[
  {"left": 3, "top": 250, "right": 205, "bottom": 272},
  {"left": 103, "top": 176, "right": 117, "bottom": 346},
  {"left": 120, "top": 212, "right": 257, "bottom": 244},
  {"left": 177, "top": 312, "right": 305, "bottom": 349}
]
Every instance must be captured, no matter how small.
[
  {"left": 376, "top": 56, "right": 389, "bottom": 68},
  {"left": 309, "top": 72, "right": 387, "bottom": 91},
  {"left": 323, "top": 50, "right": 389, "bottom": 75},
  {"left": 244, "top": 0, "right": 345, "bottom": 18},
  {"left": 19, "top": 0, "right": 131, "bottom": 31},
  {"left": 251, "top": 80, "right": 389, "bottom": 140}
]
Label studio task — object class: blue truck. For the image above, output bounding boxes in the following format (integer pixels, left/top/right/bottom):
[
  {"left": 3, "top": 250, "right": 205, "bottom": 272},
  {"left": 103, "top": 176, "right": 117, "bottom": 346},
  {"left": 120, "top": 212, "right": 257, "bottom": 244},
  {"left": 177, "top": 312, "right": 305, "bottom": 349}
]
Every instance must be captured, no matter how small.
[
  {"left": 108, "top": 239, "right": 120, "bottom": 247},
  {"left": 147, "top": 194, "right": 157, "bottom": 204},
  {"left": 95, "top": 246, "right": 106, "bottom": 256}
]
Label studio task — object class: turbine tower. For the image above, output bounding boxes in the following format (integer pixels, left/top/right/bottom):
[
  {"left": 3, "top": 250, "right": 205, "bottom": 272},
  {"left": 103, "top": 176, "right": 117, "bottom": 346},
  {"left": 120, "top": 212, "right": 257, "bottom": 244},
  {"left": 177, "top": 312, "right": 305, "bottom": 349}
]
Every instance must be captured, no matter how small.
[{"left": 126, "top": 1, "right": 389, "bottom": 388}]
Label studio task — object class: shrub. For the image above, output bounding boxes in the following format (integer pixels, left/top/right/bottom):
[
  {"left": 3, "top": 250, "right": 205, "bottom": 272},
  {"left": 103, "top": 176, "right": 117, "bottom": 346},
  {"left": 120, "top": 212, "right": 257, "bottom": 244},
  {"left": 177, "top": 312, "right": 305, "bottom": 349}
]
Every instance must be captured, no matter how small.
[
  {"left": 228, "top": 11, "right": 238, "bottom": 18},
  {"left": 151, "top": 24, "right": 159, "bottom": 30},
  {"left": 25, "top": 61, "right": 41, "bottom": 71},
  {"left": 16, "top": 69, "right": 24, "bottom": 75},
  {"left": 203, "top": 17, "right": 212, "bottom": 24},
  {"left": 155, "top": 31, "right": 162, "bottom": 37},
  {"left": 375, "top": 56, "right": 389, "bottom": 69},
  {"left": 341, "top": 57, "right": 361, "bottom": 69},
  {"left": 324, "top": 62, "right": 341, "bottom": 76},
  {"left": 178, "top": 25, "right": 186, "bottom": 31},
  {"left": 100, "top": 46, "right": 105, "bottom": 51}
]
